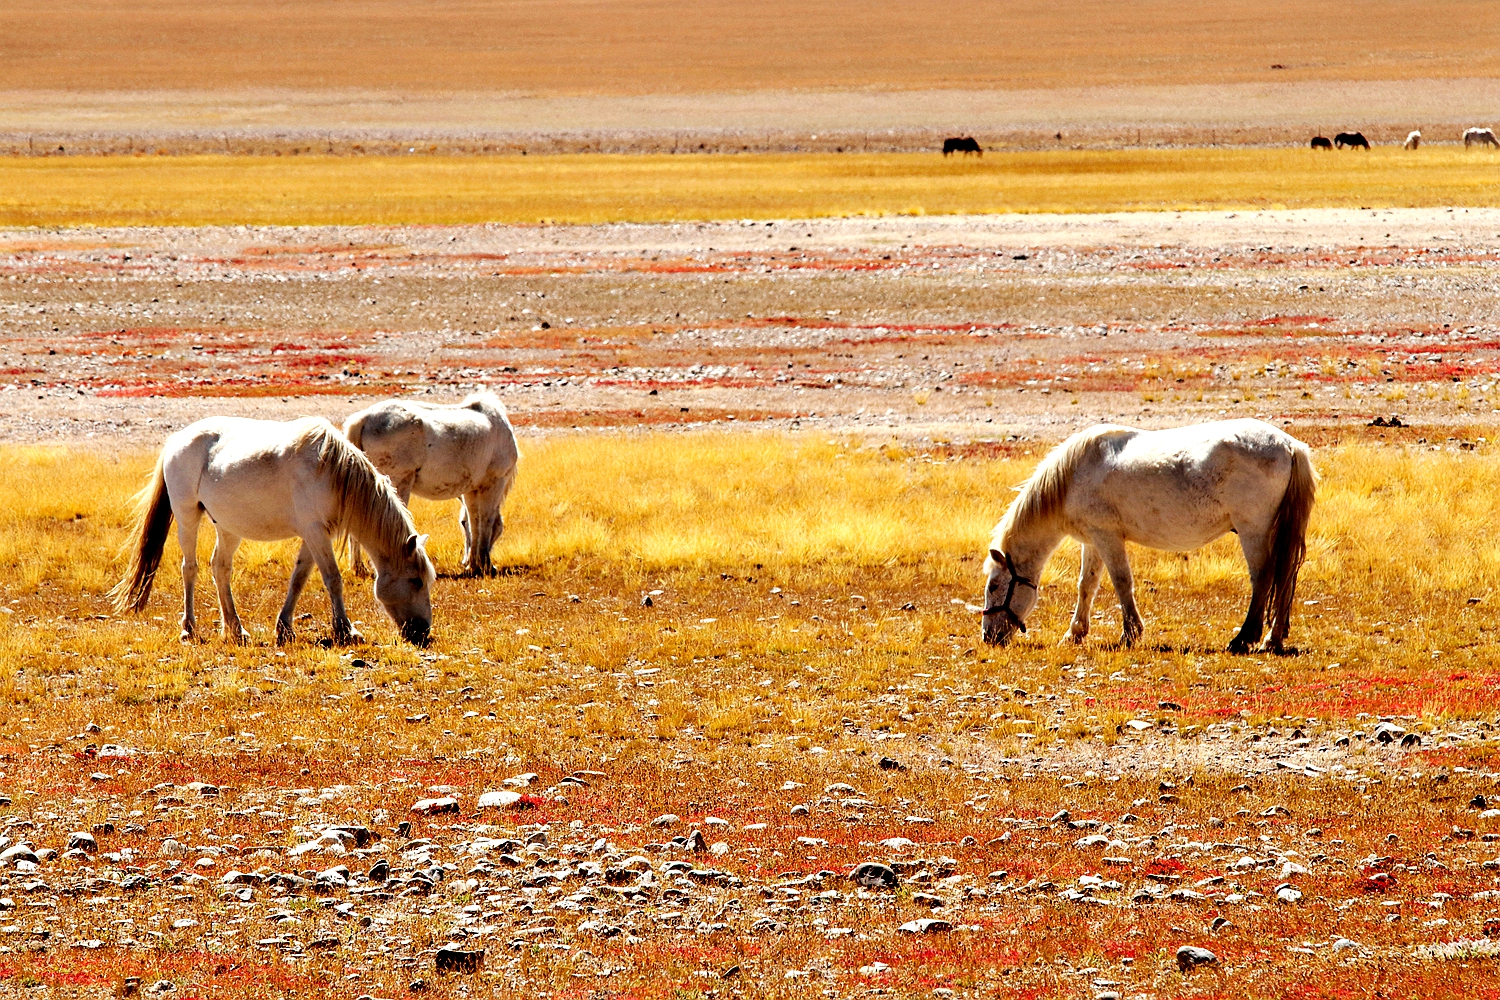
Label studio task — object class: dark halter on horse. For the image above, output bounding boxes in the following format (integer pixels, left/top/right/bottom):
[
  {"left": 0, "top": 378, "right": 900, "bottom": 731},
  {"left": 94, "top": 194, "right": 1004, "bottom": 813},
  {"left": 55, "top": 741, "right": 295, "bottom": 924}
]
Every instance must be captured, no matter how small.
[{"left": 980, "top": 550, "right": 1037, "bottom": 633}]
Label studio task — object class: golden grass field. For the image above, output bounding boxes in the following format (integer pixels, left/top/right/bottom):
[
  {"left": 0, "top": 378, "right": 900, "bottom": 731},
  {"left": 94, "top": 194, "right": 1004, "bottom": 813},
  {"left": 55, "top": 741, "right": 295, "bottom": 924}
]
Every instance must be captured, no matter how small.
[
  {"left": 4, "top": 435, "right": 1500, "bottom": 997},
  {"left": 5, "top": 148, "right": 1500, "bottom": 228},
  {"left": 6, "top": 433, "right": 1500, "bottom": 735},
  {"left": 5, "top": 0, "right": 1498, "bottom": 93}
]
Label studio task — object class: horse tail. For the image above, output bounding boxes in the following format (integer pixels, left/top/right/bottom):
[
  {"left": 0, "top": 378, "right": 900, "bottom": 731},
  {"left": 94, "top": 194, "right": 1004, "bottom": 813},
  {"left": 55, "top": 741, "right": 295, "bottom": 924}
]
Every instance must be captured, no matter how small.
[
  {"left": 110, "top": 456, "right": 174, "bottom": 613},
  {"left": 1266, "top": 444, "right": 1316, "bottom": 638}
]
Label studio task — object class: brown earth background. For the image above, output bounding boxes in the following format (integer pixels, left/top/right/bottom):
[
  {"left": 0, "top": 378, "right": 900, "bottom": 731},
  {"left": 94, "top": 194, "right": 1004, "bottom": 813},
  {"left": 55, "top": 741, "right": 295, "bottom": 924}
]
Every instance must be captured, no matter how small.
[{"left": 5, "top": 0, "right": 1500, "bottom": 153}]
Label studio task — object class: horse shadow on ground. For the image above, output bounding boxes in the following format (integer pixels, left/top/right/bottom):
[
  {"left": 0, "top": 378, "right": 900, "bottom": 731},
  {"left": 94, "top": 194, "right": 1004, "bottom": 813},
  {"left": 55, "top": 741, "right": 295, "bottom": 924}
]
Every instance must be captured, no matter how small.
[
  {"left": 1130, "top": 641, "right": 1303, "bottom": 657},
  {"left": 434, "top": 564, "right": 539, "bottom": 581}
]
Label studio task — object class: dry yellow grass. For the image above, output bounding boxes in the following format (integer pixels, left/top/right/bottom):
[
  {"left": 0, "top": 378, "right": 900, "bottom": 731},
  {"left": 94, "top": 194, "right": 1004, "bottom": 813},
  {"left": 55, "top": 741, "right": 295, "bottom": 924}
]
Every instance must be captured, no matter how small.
[
  {"left": 5, "top": 148, "right": 1500, "bottom": 228},
  {"left": 5, "top": 433, "right": 1499, "bottom": 676},
  {"left": 5, "top": 0, "right": 1497, "bottom": 93},
  {"left": 4, "top": 434, "right": 1500, "bottom": 997}
]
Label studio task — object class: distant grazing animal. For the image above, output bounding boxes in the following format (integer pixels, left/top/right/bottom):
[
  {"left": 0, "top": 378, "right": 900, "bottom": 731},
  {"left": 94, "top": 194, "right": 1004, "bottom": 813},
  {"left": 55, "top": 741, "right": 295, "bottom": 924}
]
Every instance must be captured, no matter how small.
[
  {"left": 112, "top": 416, "right": 435, "bottom": 646},
  {"left": 979, "top": 419, "right": 1315, "bottom": 653},
  {"left": 344, "top": 391, "right": 519, "bottom": 578},
  {"left": 1464, "top": 127, "right": 1499, "bottom": 149},
  {"left": 1403, "top": 130, "right": 1421, "bottom": 150},
  {"left": 1334, "top": 132, "right": 1369, "bottom": 149},
  {"left": 1310, "top": 136, "right": 1333, "bottom": 150},
  {"left": 942, "top": 136, "right": 982, "bottom": 157}
]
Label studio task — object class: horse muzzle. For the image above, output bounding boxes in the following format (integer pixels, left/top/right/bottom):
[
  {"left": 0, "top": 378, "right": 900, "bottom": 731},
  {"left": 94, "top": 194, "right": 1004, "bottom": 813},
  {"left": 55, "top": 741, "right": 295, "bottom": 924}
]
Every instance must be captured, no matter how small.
[
  {"left": 401, "top": 618, "right": 432, "bottom": 647},
  {"left": 980, "top": 607, "right": 1025, "bottom": 646}
]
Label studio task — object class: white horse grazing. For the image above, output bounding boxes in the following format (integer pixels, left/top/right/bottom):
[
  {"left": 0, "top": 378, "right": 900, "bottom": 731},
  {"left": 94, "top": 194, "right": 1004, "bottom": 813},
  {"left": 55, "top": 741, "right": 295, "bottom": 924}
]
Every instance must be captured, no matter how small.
[
  {"left": 112, "top": 416, "right": 435, "bottom": 646},
  {"left": 981, "top": 419, "right": 1315, "bottom": 653},
  {"left": 344, "top": 391, "right": 519, "bottom": 577},
  {"left": 1465, "top": 127, "right": 1499, "bottom": 149},
  {"left": 1404, "top": 130, "right": 1421, "bottom": 150}
]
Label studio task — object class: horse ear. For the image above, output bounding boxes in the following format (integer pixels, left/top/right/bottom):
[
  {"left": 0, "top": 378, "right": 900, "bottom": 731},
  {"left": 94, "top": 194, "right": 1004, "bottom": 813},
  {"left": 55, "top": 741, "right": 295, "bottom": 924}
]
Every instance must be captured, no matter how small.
[
  {"left": 403, "top": 533, "right": 419, "bottom": 556},
  {"left": 989, "top": 548, "right": 1003, "bottom": 564},
  {"left": 416, "top": 533, "right": 430, "bottom": 551}
]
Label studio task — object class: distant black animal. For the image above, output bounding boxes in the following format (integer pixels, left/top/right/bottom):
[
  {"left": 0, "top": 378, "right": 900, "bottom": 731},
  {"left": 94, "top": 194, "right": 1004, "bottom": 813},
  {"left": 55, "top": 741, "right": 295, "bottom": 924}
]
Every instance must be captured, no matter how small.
[
  {"left": 1310, "top": 136, "right": 1333, "bottom": 150},
  {"left": 1334, "top": 132, "right": 1369, "bottom": 150},
  {"left": 942, "top": 136, "right": 982, "bottom": 157}
]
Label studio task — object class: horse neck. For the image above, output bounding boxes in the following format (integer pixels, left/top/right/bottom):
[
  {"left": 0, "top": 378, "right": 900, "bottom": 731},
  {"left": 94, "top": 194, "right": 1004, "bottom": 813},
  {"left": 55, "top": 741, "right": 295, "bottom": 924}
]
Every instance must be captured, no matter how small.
[
  {"left": 1000, "top": 505, "right": 1066, "bottom": 578},
  {"left": 321, "top": 437, "right": 411, "bottom": 563},
  {"left": 345, "top": 493, "right": 407, "bottom": 565}
]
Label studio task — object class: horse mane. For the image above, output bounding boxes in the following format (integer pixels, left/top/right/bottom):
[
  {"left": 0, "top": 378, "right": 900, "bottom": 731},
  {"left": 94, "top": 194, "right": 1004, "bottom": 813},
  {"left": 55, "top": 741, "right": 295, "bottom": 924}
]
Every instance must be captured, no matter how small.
[
  {"left": 992, "top": 425, "right": 1130, "bottom": 548},
  {"left": 298, "top": 420, "right": 415, "bottom": 552}
]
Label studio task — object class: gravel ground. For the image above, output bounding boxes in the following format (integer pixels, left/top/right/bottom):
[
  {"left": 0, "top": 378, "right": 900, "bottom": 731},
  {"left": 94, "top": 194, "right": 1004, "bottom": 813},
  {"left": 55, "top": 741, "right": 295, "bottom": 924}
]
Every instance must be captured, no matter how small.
[{"left": 4, "top": 208, "right": 1500, "bottom": 449}]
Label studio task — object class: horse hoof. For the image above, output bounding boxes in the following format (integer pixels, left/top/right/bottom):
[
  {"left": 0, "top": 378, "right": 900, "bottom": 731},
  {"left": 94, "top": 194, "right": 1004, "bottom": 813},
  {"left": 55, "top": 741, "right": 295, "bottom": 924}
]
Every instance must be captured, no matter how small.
[
  {"left": 179, "top": 630, "right": 194, "bottom": 644},
  {"left": 1060, "top": 632, "right": 1086, "bottom": 646},
  {"left": 231, "top": 631, "right": 250, "bottom": 646},
  {"left": 1227, "top": 639, "right": 1250, "bottom": 654},
  {"left": 337, "top": 630, "right": 366, "bottom": 646},
  {"left": 275, "top": 624, "right": 295, "bottom": 646}
]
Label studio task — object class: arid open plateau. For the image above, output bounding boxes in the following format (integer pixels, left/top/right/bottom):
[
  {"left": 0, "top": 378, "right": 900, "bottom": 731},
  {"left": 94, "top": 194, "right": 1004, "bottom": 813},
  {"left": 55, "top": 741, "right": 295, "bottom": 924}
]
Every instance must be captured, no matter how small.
[{"left": 1, "top": 204, "right": 1500, "bottom": 1000}]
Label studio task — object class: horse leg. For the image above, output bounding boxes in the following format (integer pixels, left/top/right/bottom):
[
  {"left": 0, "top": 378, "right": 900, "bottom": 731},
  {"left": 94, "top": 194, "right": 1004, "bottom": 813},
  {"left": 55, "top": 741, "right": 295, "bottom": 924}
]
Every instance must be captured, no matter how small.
[
  {"left": 210, "top": 527, "right": 249, "bottom": 644},
  {"left": 307, "top": 532, "right": 364, "bottom": 645},
  {"left": 1229, "top": 526, "right": 1273, "bottom": 654},
  {"left": 176, "top": 505, "right": 203, "bottom": 642},
  {"left": 1063, "top": 543, "right": 1105, "bottom": 644},
  {"left": 1089, "top": 533, "right": 1143, "bottom": 647},
  {"left": 275, "top": 542, "right": 318, "bottom": 645},
  {"left": 349, "top": 534, "right": 371, "bottom": 578},
  {"left": 463, "top": 489, "right": 501, "bottom": 577},
  {"left": 458, "top": 499, "right": 475, "bottom": 576}
]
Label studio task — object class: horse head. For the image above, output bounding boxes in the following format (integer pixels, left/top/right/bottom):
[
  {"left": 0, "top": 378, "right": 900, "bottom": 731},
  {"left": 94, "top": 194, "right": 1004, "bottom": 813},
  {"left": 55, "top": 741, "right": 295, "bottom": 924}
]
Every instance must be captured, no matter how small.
[
  {"left": 981, "top": 547, "right": 1039, "bottom": 645},
  {"left": 373, "top": 533, "right": 436, "bottom": 645}
]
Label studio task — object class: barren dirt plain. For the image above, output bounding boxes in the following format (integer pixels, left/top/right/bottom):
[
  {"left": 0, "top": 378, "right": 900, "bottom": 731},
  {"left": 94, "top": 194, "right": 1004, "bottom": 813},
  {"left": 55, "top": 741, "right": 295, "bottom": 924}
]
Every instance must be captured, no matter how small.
[
  {"left": 5, "top": 0, "right": 1500, "bottom": 154},
  {"left": 2, "top": 208, "right": 1500, "bottom": 999},
  {"left": 6, "top": 208, "right": 1500, "bottom": 445}
]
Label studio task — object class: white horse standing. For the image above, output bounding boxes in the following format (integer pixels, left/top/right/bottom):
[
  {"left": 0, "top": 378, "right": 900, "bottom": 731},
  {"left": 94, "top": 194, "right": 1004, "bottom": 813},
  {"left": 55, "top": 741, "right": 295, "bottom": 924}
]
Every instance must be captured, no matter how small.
[
  {"left": 112, "top": 416, "right": 435, "bottom": 646},
  {"left": 344, "top": 391, "right": 519, "bottom": 577},
  {"left": 1464, "top": 128, "right": 1499, "bottom": 149},
  {"left": 1404, "top": 130, "right": 1421, "bottom": 150},
  {"left": 981, "top": 419, "right": 1315, "bottom": 653}
]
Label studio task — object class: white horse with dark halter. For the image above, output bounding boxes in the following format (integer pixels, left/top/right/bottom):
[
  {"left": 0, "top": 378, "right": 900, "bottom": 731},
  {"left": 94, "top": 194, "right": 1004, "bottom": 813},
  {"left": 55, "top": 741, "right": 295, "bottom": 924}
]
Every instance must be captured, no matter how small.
[
  {"left": 343, "top": 391, "right": 519, "bottom": 577},
  {"left": 981, "top": 419, "right": 1315, "bottom": 653},
  {"left": 112, "top": 416, "right": 435, "bottom": 646},
  {"left": 1464, "top": 127, "right": 1499, "bottom": 149}
]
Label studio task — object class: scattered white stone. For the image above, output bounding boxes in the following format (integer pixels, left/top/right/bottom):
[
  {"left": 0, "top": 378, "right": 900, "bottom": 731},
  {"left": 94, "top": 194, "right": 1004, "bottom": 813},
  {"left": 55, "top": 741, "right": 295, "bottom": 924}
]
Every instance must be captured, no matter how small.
[
  {"left": 410, "top": 797, "right": 460, "bottom": 815},
  {"left": 503, "top": 773, "right": 539, "bottom": 788},
  {"left": 898, "top": 918, "right": 952, "bottom": 934},
  {"left": 476, "top": 790, "right": 522, "bottom": 809},
  {"left": 1176, "top": 945, "right": 1218, "bottom": 971}
]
